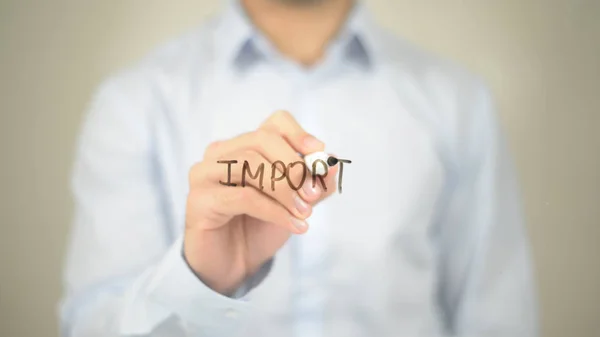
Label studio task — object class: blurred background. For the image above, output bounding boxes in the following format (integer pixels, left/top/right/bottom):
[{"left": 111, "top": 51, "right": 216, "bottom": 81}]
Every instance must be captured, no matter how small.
[{"left": 0, "top": 0, "right": 598, "bottom": 336}]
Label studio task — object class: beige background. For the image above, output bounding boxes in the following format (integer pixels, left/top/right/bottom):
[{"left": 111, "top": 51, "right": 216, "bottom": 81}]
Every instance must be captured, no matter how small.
[{"left": 1, "top": 0, "right": 599, "bottom": 336}]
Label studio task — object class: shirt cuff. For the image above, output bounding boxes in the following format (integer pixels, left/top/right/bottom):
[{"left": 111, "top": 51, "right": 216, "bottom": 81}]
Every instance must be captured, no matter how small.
[
  {"left": 231, "top": 258, "right": 274, "bottom": 299},
  {"left": 144, "top": 236, "right": 255, "bottom": 335}
]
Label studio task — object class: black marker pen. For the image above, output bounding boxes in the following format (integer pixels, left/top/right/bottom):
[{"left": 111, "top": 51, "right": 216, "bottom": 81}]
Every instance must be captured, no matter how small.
[{"left": 304, "top": 151, "right": 338, "bottom": 175}]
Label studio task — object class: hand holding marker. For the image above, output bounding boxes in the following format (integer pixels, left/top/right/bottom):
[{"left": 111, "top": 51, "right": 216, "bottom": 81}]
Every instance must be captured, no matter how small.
[{"left": 183, "top": 110, "right": 349, "bottom": 296}]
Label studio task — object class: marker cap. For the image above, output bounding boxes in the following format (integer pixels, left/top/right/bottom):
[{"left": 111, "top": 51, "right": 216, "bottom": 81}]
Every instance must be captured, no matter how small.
[{"left": 304, "top": 151, "right": 337, "bottom": 175}]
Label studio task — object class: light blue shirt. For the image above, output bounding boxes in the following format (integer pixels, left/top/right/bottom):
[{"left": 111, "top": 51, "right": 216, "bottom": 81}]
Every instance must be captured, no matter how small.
[{"left": 60, "top": 1, "right": 538, "bottom": 336}]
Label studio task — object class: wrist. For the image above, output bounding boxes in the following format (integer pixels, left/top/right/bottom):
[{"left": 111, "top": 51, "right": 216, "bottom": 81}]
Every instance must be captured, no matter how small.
[{"left": 182, "top": 241, "right": 246, "bottom": 296}]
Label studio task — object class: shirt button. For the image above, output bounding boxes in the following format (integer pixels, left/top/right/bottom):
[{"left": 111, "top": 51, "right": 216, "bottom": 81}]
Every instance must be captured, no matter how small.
[{"left": 224, "top": 308, "right": 239, "bottom": 319}]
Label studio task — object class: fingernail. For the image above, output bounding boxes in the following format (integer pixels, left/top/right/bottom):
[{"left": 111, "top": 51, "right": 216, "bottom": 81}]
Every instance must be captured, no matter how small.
[
  {"left": 291, "top": 217, "right": 308, "bottom": 233},
  {"left": 302, "top": 179, "right": 322, "bottom": 200},
  {"left": 303, "top": 135, "right": 324, "bottom": 151},
  {"left": 293, "top": 194, "right": 311, "bottom": 216}
]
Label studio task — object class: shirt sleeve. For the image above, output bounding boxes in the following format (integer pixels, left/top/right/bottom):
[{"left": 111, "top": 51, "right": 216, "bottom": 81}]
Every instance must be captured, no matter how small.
[
  {"left": 59, "top": 71, "right": 270, "bottom": 337},
  {"left": 433, "top": 82, "right": 539, "bottom": 337}
]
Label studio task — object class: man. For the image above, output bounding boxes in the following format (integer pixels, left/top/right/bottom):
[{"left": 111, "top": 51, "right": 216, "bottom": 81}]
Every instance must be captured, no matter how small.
[{"left": 60, "top": 0, "right": 538, "bottom": 336}]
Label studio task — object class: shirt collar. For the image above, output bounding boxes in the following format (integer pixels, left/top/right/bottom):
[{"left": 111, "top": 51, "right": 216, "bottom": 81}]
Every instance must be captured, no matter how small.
[{"left": 213, "top": 0, "right": 378, "bottom": 71}]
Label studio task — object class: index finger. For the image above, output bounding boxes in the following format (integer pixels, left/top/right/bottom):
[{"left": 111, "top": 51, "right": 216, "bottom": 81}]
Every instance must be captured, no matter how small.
[{"left": 260, "top": 110, "right": 325, "bottom": 155}]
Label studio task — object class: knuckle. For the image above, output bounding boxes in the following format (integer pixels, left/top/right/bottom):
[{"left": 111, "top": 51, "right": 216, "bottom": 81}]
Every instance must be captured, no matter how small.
[
  {"left": 254, "top": 129, "right": 272, "bottom": 143},
  {"left": 250, "top": 151, "right": 267, "bottom": 166},
  {"left": 273, "top": 109, "right": 291, "bottom": 120},
  {"left": 188, "top": 162, "right": 204, "bottom": 183},
  {"left": 234, "top": 150, "right": 254, "bottom": 171},
  {"left": 253, "top": 130, "right": 278, "bottom": 149},
  {"left": 190, "top": 192, "right": 224, "bottom": 226},
  {"left": 204, "top": 141, "right": 221, "bottom": 158},
  {"left": 209, "top": 164, "right": 228, "bottom": 183},
  {"left": 186, "top": 188, "right": 200, "bottom": 205},
  {"left": 241, "top": 149, "right": 257, "bottom": 161},
  {"left": 186, "top": 188, "right": 209, "bottom": 217}
]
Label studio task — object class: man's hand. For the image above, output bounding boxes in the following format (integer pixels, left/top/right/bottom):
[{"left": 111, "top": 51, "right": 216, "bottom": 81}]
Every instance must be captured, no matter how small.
[{"left": 183, "top": 110, "right": 338, "bottom": 295}]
